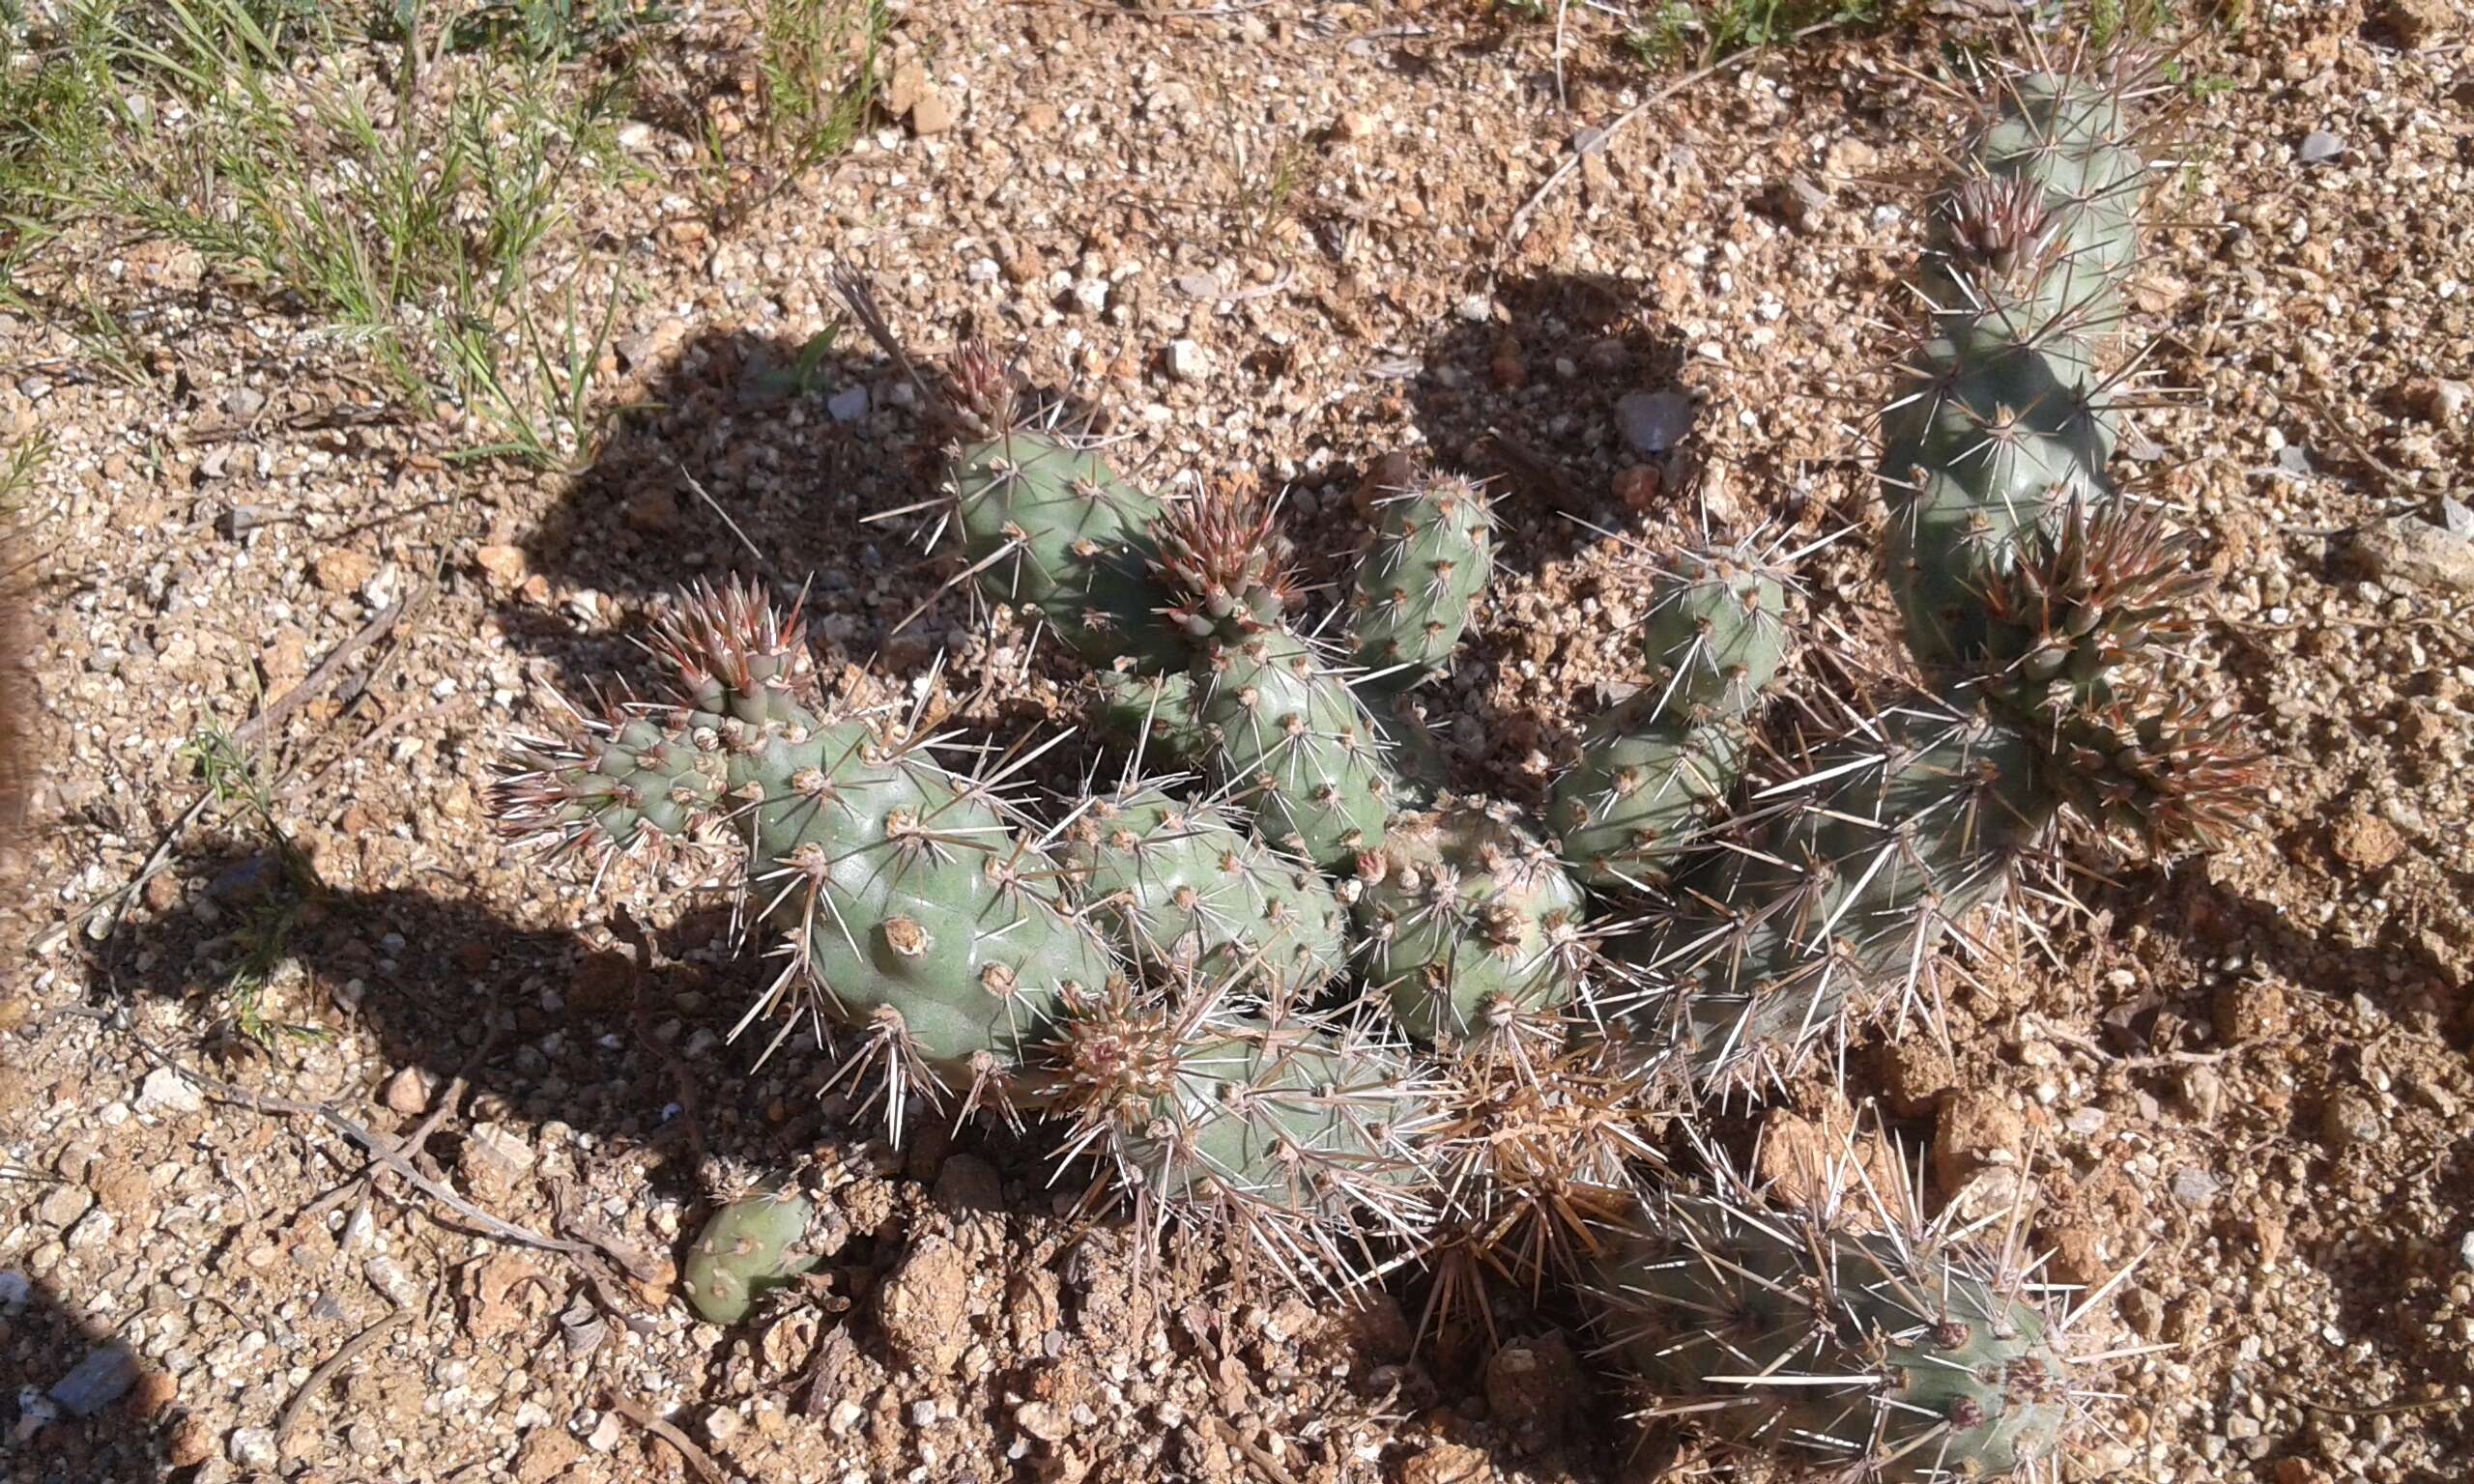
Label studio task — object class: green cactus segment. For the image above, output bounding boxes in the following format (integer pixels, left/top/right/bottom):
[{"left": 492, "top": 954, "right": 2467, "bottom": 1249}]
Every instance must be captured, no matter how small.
[
  {"left": 951, "top": 426, "right": 1180, "bottom": 671},
  {"left": 1089, "top": 669, "right": 1210, "bottom": 762},
  {"left": 682, "top": 1190, "right": 819, "bottom": 1325},
  {"left": 1552, "top": 708, "right": 1746, "bottom": 892},
  {"left": 1883, "top": 71, "right": 2147, "bottom": 671},
  {"left": 493, "top": 583, "right": 1118, "bottom": 1095},
  {"left": 1878, "top": 328, "right": 2114, "bottom": 668},
  {"left": 1350, "top": 473, "right": 1495, "bottom": 688},
  {"left": 1195, "top": 628, "right": 1399, "bottom": 868},
  {"left": 494, "top": 708, "right": 729, "bottom": 861},
  {"left": 1959, "top": 72, "right": 2143, "bottom": 330},
  {"left": 1636, "top": 548, "right": 1790, "bottom": 715},
  {"left": 1626, "top": 706, "right": 2054, "bottom": 1093},
  {"left": 1552, "top": 548, "right": 1788, "bottom": 892},
  {"left": 738, "top": 717, "right": 1113, "bottom": 1078},
  {"left": 1361, "top": 691, "right": 1447, "bottom": 810},
  {"left": 1060, "top": 786, "right": 1345, "bottom": 1000},
  {"left": 1599, "top": 1193, "right": 2078, "bottom": 1482},
  {"left": 1051, "top": 996, "right": 1436, "bottom": 1275},
  {"left": 1355, "top": 801, "right": 1588, "bottom": 1051}
]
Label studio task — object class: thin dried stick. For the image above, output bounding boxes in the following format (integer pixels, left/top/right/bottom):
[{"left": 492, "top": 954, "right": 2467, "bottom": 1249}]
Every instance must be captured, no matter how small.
[
  {"left": 136, "top": 1040, "right": 593, "bottom": 1260},
  {"left": 275, "top": 1305, "right": 408, "bottom": 1457},
  {"left": 1493, "top": 21, "right": 1845, "bottom": 270},
  {"left": 234, "top": 587, "right": 419, "bottom": 751},
  {"left": 607, "top": 1395, "right": 731, "bottom": 1484}
]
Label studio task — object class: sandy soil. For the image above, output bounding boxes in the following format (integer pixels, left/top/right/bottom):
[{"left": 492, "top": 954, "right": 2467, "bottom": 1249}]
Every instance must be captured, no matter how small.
[{"left": 3, "top": 3, "right": 2471, "bottom": 1482}]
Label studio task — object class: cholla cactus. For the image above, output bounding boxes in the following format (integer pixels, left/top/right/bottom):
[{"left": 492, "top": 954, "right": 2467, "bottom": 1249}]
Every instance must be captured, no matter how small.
[
  {"left": 475, "top": 56, "right": 2248, "bottom": 1470},
  {"left": 1605, "top": 50, "right": 2255, "bottom": 1101},
  {"left": 1549, "top": 540, "right": 1794, "bottom": 894},
  {"left": 1593, "top": 1127, "right": 2110, "bottom": 1484},
  {"left": 489, "top": 577, "right": 1439, "bottom": 1292}
]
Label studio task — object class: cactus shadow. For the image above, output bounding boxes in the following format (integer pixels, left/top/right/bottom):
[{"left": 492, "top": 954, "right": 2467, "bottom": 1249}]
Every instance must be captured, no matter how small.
[
  {"left": 1380, "top": 271, "right": 1700, "bottom": 801},
  {"left": 0, "top": 1275, "right": 172, "bottom": 1483},
  {"left": 77, "top": 842, "right": 851, "bottom": 1224},
  {"left": 502, "top": 324, "right": 941, "bottom": 701},
  {"left": 1404, "top": 270, "right": 1694, "bottom": 536}
]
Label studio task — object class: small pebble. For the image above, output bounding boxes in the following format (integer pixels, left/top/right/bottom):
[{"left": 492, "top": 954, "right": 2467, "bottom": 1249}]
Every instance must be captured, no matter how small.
[
  {"left": 2171, "top": 1166, "right": 2223, "bottom": 1207},
  {"left": 230, "top": 1426, "right": 279, "bottom": 1469},
  {"left": 380, "top": 1066, "right": 436, "bottom": 1117},
  {"left": 1614, "top": 389, "right": 1694, "bottom": 455},
  {"left": 136, "top": 1066, "right": 203, "bottom": 1116}
]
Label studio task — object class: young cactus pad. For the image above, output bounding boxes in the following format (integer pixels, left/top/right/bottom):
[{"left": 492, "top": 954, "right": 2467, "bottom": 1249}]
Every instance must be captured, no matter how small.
[
  {"left": 948, "top": 416, "right": 1183, "bottom": 673},
  {"left": 1597, "top": 1187, "right": 2086, "bottom": 1481},
  {"left": 1058, "top": 785, "right": 1346, "bottom": 1001},
  {"left": 1354, "top": 799, "right": 1588, "bottom": 1055},
  {"left": 683, "top": 1187, "right": 819, "bottom": 1325},
  {"left": 1551, "top": 542, "right": 1790, "bottom": 893},
  {"left": 1195, "top": 626, "right": 1400, "bottom": 868},
  {"left": 1350, "top": 471, "right": 1495, "bottom": 688}
]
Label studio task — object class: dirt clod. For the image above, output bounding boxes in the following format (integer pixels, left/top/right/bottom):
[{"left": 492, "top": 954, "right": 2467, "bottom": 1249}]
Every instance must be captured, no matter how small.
[{"left": 875, "top": 1236, "right": 972, "bottom": 1373}]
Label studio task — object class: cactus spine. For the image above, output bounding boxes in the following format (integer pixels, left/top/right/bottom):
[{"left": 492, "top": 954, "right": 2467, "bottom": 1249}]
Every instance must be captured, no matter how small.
[{"left": 1597, "top": 1182, "right": 2087, "bottom": 1483}]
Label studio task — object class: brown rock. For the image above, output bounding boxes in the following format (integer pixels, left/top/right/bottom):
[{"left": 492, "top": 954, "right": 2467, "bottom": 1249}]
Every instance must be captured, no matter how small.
[
  {"left": 1754, "top": 1094, "right": 1900, "bottom": 1221},
  {"left": 128, "top": 1366, "right": 178, "bottom": 1420},
  {"left": 2330, "top": 808, "right": 2405, "bottom": 871},
  {"left": 911, "top": 84, "right": 959, "bottom": 136},
  {"left": 1395, "top": 1441, "right": 1491, "bottom": 1484},
  {"left": 2039, "top": 1222, "right": 2117, "bottom": 1289},
  {"left": 2377, "top": 0, "right": 2454, "bottom": 46},
  {"left": 381, "top": 1065, "right": 436, "bottom": 1117},
  {"left": 622, "top": 487, "right": 680, "bottom": 535},
  {"left": 1612, "top": 463, "right": 1661, "bottom": 511},
  {"left": 512, "top": 1425, "right": 584, "bottom": 1484},
  {"left": 167, "top": 1413, "right": 216, "bottom": 1469},
  {"left": 473, "top": 543, "right": 529, "bottom": 592},
  {"left": 2318, "top": 1088, "right": 2383, "bottom": 1150},
  {"left": 1482, "top": 1330, "right": 1582, "bottom": 1434},
  {"left": 886, "top": 60, "right": 927, "bottom": 117},
  {"left": 1933, "top": 1090, "right": 2026, "bottom": 1196},
  {"left": 261, "top": 626, "right": 310, "bottom": 694},
  {"left": 90, "top": 1156, "right": 152, "bottom": 1216},
  {"left": 1006, "top": 1268, "right": 1062, "bottom": 1351},
  {"left": 1880, "top": 1038, "right": 1956, "bottom": 1117},
  {"left": 2212, "top": 978, "right": 2289, "bottom": 1044},
  {"left": 2345, "top": 513, "right": 2474, "bottom": 596},
  {"left": 312, "top": 547, "right": 376, "bottom": 596},
  {"left": 2119, "top": 1285, "right": 2166, "bottom": 1339},
  {"left": 876, "top": 1235, "right": 972, "bottom": 1372}
]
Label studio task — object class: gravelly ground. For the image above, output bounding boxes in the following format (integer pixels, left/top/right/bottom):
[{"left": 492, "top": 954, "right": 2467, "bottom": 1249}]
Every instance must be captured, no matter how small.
[{"left": 3, "top": 3, "right": 2471, "bottom": 1482}]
